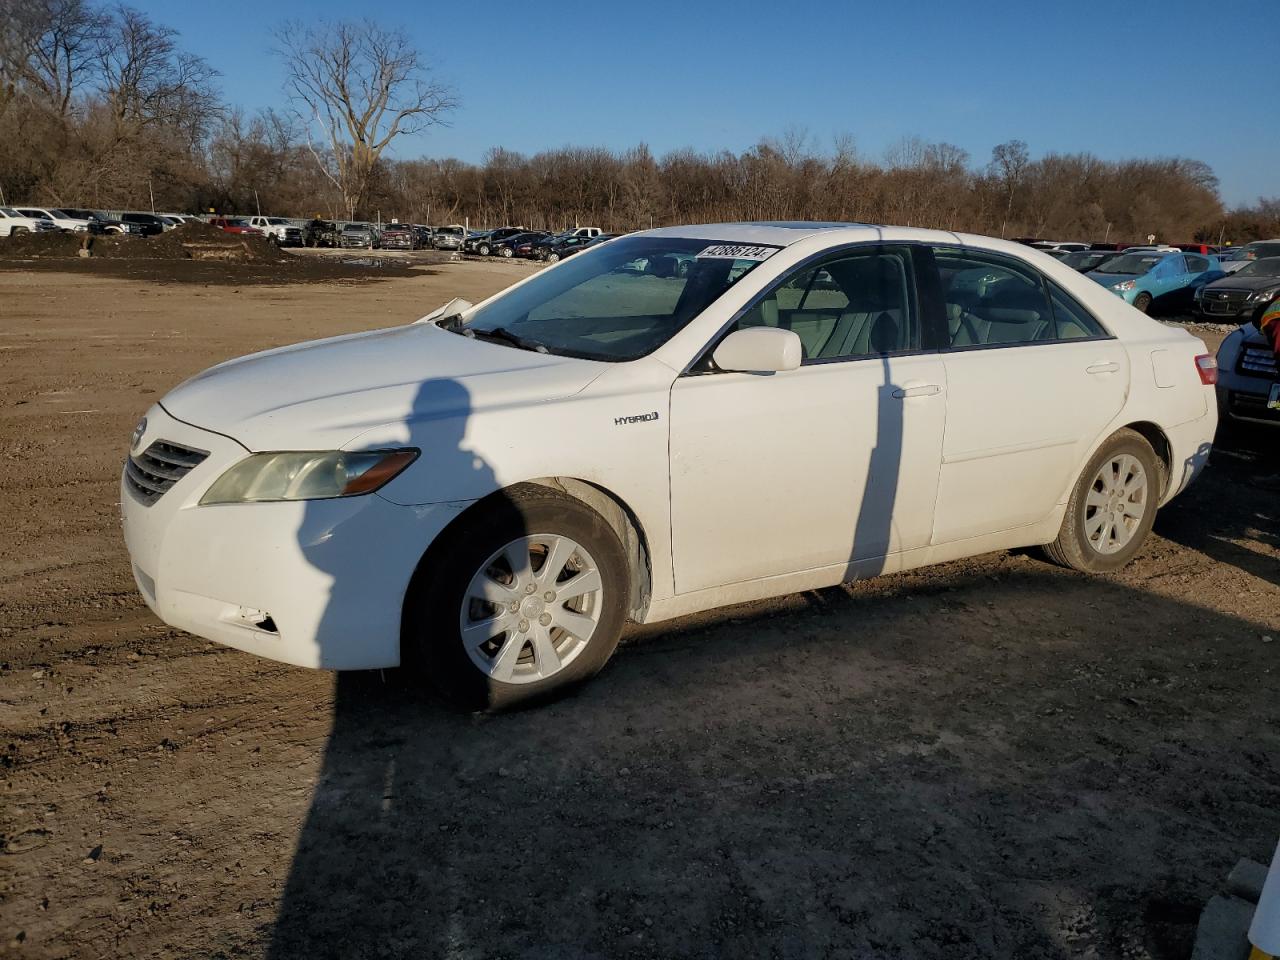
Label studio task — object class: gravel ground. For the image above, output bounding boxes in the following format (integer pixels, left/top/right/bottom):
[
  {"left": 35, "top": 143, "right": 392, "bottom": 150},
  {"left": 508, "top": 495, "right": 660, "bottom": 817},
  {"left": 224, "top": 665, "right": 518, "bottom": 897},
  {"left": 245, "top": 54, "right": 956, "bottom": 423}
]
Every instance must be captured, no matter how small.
[{"left": 0, "top": 261, "right": 1276, "bottom": 960}]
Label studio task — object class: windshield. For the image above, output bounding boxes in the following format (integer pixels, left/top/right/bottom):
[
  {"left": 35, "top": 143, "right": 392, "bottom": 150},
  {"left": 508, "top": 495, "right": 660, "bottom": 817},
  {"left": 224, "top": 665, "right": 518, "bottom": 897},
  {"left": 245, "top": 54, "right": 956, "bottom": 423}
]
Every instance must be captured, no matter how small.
[
  {"left": 1095, "top": 253, "right": 1163, "bottom": 275},
  {"left": 1235, "top": 259, "right": 1280, "bottom": 278},
  {"left": 226, "top": 218, "right": 250, "bottom": 227},
  {"left": 457, "top": 236, "right": 777, "bottom": 362},
  {"left": 0, "top": 207, "right": 17, "bottom": 216}
]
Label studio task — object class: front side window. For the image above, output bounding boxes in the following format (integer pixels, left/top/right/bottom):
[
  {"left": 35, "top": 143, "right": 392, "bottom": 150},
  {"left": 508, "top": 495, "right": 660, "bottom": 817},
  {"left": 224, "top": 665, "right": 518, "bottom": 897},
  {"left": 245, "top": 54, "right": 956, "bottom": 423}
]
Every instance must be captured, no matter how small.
[
  {"left": 729, "top": 246, "right": 919, "bottom": 361},
  {"left": 459, "top": 236, "right": 775, "bottom": 361},
  {"left": 1185, "top": 254, "right": 1209, "bottom": 273},
  {"left": 936, "top": 249, "right": 1057, "bottom": 348}
]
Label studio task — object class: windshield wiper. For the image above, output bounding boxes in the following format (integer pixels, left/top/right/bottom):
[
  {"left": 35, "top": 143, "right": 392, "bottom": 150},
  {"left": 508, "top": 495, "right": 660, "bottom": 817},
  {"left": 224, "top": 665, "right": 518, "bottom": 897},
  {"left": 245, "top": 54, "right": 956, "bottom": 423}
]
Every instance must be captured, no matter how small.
[{"left": 464, "top": 326, "right": 549, "bottom": 353}]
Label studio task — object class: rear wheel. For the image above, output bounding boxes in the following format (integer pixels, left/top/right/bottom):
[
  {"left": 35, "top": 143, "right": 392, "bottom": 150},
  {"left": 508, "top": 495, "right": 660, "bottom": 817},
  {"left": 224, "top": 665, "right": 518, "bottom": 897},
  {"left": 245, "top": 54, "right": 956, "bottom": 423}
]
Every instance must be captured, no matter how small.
[
  {"left": 499, "top": 245, "right": 513, "bottom": 258},
  {"left": 546, "top": 251, "right": 561, "bottom": 263},
  {"left": 1043, "top": 428, "right": 1163, "bottom": 573},
  {"left": 1133, "top": 292, "right": 1152, "bottom": 314},
  {"left": 11, "top": 226, "right": 28, "bottom": 235},
  {"left": 405, "top": 486, "right": 629, "bottom": 710},
  {"left": 477, "top": 243, "right": 491, "bottom": 256}
]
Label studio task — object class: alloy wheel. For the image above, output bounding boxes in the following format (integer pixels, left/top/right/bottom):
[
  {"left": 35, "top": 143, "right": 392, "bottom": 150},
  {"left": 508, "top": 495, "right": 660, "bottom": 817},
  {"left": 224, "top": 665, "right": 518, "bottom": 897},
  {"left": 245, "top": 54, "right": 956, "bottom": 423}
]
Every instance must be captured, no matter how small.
[
  {"left": 1084, "top": 454, "right": 1148, "bottom": 554},
  {"left": 459, "top": 534, "right": 603, "bottom": 684}
]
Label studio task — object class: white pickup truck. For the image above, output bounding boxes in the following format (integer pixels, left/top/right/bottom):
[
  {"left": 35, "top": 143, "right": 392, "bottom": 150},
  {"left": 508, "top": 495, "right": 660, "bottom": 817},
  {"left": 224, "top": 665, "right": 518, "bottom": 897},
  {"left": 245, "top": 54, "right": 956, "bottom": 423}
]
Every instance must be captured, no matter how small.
[
  {"left": 0, "top": 207, "right": 60, "bottom": 237},
  {"left": 247, "top": 216, "right": 303, "bottom": 246},
  {"left": 14, "top": 207, "right": 96, "bottom": 233}
]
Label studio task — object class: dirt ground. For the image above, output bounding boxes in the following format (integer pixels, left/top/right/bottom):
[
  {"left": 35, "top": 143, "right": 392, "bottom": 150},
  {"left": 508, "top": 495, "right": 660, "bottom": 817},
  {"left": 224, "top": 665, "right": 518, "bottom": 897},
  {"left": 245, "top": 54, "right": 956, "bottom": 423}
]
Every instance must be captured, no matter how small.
[{"left": 0, "top": 255, "right": 1276, "bottom": 960}]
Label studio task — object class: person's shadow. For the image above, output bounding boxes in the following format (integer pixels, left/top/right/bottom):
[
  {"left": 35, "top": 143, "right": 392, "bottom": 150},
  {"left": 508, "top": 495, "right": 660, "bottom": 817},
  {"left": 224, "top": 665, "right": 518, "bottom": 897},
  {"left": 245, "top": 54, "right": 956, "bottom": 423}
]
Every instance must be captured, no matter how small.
[{"left": 270, "top": 376, "right": 518, "bottom": 959}]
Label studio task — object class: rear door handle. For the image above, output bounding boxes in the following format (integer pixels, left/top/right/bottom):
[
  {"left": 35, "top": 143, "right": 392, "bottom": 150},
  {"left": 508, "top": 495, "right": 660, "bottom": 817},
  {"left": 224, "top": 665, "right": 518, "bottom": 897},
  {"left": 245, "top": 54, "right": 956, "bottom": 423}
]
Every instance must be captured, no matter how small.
[
  {"left": 1086, "top": 361, "right": 1120, "bottom": 374},
  {"left": 892, "top": 383, "right": 942, "bottom": 399}
]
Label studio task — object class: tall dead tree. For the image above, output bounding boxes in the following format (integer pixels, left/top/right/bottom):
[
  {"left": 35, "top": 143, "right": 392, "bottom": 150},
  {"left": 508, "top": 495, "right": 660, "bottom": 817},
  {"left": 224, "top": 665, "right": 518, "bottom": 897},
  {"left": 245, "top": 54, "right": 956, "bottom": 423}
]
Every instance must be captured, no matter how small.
[{"left": 274, "top": 18, "right": 454, "bottom": 219}]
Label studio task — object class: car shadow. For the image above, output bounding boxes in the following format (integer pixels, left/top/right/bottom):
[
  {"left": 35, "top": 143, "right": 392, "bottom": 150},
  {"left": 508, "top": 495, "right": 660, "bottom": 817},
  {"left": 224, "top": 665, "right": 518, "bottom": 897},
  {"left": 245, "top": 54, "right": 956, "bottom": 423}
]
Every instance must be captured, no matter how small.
[{"left": 1155, "top": 423, "right": 1279, "bottom": 587}]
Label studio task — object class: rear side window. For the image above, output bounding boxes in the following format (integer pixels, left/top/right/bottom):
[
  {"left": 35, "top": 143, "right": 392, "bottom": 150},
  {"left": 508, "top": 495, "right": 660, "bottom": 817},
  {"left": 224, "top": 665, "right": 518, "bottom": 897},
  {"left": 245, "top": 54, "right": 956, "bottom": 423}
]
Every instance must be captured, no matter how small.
[
  {"left": 1185, "top": 255, "right": 1209, "bottom": 273},
  {"left": 935, "top": 249, "right": 1056, "bottom": 348},
  {"left": 1046, "top": 282, "right": 1108, "bottom": 340},
  {"left": 732, "top": 246, "right": 919, "bottom": 361}
]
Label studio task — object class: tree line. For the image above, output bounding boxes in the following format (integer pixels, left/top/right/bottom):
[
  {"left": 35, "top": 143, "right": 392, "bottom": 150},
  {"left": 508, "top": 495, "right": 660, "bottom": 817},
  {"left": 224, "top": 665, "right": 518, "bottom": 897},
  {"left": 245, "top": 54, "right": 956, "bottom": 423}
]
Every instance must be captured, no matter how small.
[{"left": 3, "top": 2, "right": 1277, "bottom": 243}]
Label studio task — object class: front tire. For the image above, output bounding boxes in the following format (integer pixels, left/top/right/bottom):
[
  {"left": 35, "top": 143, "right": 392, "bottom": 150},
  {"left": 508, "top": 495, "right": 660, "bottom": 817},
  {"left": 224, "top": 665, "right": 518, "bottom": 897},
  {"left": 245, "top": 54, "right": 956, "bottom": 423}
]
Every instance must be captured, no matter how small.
[
  {"left": 546, "top": 251, "right": 561, "bottom": 263},
  {"left": 1043, "top": 428, "right": 1164, "bottom": 573},
  {"left": 477, "top": 243, "right": 491, "bottom": 257},
  {"left": 405, "top": 486, "right": 629, "bottom": 710},
  {"left": 499, "top": 246, "right": 513, "bottom": 258},
  {"left": 1133, "top": 292, "right": 1152, "bottom": 314}
]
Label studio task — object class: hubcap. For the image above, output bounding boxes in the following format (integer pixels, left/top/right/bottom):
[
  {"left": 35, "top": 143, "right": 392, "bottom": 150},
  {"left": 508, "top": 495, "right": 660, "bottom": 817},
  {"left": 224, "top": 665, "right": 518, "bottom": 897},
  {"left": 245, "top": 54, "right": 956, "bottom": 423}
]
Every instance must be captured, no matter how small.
[
  {"left": 459, "top": 535, "right": 603, "bottom": 684},
  {"left": 1084, "top": 454, "right": 1148, "bottom": 554}
]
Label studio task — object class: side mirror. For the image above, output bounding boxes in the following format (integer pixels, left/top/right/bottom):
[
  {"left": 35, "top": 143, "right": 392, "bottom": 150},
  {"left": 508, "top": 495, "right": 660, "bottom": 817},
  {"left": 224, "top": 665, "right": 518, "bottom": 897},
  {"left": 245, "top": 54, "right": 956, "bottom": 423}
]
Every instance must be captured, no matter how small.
[{"left": 712, "top": 327, "right": 803, "bottom": 373}]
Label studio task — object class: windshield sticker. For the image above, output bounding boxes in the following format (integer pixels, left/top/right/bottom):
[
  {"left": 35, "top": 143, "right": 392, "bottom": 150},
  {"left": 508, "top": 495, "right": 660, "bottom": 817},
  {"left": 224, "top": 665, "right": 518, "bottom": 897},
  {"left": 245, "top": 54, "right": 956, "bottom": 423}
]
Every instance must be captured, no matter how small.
[{"left": 695, "top": 244, "right": 775, "bottom": 261}]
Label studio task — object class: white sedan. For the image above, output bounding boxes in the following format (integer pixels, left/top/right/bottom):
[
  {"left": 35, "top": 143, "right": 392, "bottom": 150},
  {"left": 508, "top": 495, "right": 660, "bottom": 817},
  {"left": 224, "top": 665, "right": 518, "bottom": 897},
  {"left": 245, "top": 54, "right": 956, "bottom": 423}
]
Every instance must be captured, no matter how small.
[{"left": 120, "top": 223, "right": 1218, "bottom": 708}]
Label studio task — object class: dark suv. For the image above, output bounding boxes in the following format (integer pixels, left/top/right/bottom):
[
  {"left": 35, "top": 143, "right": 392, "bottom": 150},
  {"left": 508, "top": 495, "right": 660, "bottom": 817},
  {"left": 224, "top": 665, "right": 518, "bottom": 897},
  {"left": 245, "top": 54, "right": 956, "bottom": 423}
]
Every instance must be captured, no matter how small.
[{"left": 108, "top": 212, "right": 166, "bottom": 236}]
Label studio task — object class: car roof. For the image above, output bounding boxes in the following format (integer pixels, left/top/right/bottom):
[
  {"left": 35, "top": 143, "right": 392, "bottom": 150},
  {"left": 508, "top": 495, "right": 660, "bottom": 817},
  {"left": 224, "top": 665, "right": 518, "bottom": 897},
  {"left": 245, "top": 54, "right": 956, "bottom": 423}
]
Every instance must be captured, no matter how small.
[{"left": 639, "top": 221, "right": 881, "bottom": 246}]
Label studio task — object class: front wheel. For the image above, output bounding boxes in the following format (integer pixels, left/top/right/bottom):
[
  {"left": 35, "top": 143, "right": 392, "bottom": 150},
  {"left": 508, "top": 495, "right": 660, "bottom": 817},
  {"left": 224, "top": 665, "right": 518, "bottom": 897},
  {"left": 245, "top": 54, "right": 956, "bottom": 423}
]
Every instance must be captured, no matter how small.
[
  {"left": 477, "top": 243, "right": 490, "bottom": 256},
  {"left": 405, "top": 486, "right": 629, "bottom": 710},
  {"left": 546, "top": 251, "right": 560, "bottom": 263},
  {"left": 1043, "top": 428, "right": 1164, "bottom": 573},
  {"left": 499, "top": 246, "right": 513, "bottom": 258},
  {"left": 1133, "top": 292, "right": 1152, "bottom": 314}
]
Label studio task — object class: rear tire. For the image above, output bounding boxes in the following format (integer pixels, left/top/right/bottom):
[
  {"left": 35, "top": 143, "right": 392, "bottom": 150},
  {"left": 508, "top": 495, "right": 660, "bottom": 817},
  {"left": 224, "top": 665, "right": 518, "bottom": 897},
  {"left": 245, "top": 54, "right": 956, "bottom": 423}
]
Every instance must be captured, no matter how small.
[
  {"left": 1043, "top": 428, "right": 1164, "bottom": 573},
  {"left": 499, "top": 246, "right": 513, "bottom": 258},
  {"left": 477, "top": 243, "right": 491, "bottom": 257},
  {"left": 1133, "top": 292, "right": 1152, "bottom": 314},
  {"left": 546, "top": 251, "right": 561, "bottom": 263},
  {"left": 404, "top": 485, "right": 629, "bottom": 711}
]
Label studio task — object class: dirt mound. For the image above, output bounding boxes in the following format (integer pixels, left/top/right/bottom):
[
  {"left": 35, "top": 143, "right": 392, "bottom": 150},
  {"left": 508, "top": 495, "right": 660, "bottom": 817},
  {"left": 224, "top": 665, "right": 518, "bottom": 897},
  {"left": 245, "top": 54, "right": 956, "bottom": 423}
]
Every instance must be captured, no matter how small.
[{"left": 0, "top": 220, "right": 291, "bottom": 263}]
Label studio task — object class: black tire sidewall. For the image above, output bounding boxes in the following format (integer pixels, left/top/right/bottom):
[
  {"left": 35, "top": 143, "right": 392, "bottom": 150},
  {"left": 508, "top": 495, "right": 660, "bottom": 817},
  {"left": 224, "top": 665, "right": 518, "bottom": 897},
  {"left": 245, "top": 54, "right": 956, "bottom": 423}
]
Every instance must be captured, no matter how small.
[
  {"left": 405, "top": 488, "right": 629, "bottom": 710},
  {"left": 1134, "top": 293, "right": 1152, "bottom": 314},
  {"left": 1062, "top": 431, "right": 1162, "bottom": 572}
]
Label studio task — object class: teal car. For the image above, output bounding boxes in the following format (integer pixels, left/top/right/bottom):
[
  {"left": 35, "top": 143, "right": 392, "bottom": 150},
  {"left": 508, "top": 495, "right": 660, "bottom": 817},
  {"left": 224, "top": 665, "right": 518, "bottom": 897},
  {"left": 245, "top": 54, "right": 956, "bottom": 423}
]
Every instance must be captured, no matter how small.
[{"left": 1087, "top": 251, "right": 1222, "bottom": 314}]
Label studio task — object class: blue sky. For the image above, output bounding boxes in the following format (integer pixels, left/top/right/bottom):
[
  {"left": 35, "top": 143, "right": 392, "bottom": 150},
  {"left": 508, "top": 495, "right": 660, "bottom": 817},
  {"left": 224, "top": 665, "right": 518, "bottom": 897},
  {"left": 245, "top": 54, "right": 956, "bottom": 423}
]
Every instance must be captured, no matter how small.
[{"left": 136, "top": 0, "right": 1277, "bottom": 206}]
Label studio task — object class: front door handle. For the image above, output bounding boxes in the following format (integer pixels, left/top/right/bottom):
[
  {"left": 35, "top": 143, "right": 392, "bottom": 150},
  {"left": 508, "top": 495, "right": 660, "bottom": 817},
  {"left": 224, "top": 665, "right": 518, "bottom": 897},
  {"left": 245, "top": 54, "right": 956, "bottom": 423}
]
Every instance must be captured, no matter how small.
[
  {"left": 1086, "top": 361, "right": 1120, "bottom": 375},
  {"left": 892, "top": 383, "right": 942, "bottom": 399}
]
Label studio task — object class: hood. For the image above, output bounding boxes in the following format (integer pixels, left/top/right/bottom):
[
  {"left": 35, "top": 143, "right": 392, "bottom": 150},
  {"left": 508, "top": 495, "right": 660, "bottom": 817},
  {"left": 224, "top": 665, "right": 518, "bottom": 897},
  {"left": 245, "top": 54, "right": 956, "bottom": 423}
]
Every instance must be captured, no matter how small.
[
  {"left": 1204, "top": 273, "right": 1280, "bottom": 293},
  {"left": 161, "top": 323, "right": 604, "bottom": 451}
]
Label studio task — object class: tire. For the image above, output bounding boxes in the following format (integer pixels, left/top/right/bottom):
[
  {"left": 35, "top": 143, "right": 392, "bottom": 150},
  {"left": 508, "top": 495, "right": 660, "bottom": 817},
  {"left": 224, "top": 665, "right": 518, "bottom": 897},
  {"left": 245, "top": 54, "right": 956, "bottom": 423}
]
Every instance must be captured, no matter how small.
[
  {"left": 1043, "top": 428, "right": 1164, "bottom": 573},
  {"left": 546, "top": 251, "right": 560, "bottom": 264},
  {"left": 477, "top": 243, "right": 491, "bottom": 257},
  {"left": 404, "top": 485, "right": 629, "bottom": 711},
  {"left": 499, "top": 246, "right": 513, "bottom": 258},
  {"left": 1133, "top": 292, "right": 1152, "bottom": 314},
  {"left": 12, "top": 226, "right": 28, "bottom": 235}
]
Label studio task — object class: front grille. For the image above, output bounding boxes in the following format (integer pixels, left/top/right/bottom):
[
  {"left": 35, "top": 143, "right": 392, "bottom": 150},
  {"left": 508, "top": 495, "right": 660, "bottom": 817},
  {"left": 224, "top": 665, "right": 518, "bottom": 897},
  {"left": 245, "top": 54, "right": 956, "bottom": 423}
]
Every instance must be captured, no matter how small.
[
  {"left": 1228, "top": 391, "right": 1280, "bottom": 424},
  {"left": 1202, "top": 289, "right": 1250, "bottom": 315},
  {"left": 283, "top": 228, "right": 302, "bottom": 241},
  {"left": 1238, "top": 345, "right": 1279, "bottom": 378},
  {"left": 125, "top": 440, "right": 209, "bottom": 505}
]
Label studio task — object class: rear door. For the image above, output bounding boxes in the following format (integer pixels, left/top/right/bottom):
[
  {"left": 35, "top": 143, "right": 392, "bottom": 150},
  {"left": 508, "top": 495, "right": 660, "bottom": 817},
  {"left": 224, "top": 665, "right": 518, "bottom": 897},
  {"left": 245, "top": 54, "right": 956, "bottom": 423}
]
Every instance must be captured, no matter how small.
[{"left": 929, "top": 246, "right": 1129, "bottom": 543}]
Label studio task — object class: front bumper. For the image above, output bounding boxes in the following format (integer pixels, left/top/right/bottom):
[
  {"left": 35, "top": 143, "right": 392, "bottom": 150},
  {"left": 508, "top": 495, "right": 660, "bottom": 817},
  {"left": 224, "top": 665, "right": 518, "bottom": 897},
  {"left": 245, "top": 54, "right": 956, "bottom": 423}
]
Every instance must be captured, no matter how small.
[{"left": 120, "top": 405, "right": 464, "bottom": 669}]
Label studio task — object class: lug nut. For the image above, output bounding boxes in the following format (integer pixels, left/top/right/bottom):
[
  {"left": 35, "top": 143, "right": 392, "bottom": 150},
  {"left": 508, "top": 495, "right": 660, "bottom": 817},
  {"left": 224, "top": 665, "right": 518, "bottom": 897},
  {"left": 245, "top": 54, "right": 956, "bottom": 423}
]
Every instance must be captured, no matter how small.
[
  {"left": 538, "top": 613, "right": 552, "bottom": 626},
  {"left": 544, "top": 591, "right": 555, "bottom": 602},
  {"left": 508, "top": 600, "right": 519, "bottom": 612},
  {"left": 518, "top": 619, "right": 529, "bottom": 632},
  {"left": 525, "top": 584, "right": 536, "bottom": 594}
]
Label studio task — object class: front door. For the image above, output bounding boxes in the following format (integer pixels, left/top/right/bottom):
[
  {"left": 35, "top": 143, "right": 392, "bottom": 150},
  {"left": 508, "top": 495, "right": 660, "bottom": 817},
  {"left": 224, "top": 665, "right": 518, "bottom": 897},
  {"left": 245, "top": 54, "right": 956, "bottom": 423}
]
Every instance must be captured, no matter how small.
[{"left": 668, "top": 245, "right": 947, "bottom": 594}]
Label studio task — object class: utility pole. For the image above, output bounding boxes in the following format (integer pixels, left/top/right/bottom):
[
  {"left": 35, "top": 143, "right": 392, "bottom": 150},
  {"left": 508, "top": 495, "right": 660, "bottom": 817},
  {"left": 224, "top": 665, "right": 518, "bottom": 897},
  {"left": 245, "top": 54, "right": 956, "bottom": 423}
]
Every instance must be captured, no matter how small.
[
  {"left": 254, "top": 190, "right": 262, "bottom": 217},
  {"left": 148, "top": 180, "right": 156, "bottom": 215}
]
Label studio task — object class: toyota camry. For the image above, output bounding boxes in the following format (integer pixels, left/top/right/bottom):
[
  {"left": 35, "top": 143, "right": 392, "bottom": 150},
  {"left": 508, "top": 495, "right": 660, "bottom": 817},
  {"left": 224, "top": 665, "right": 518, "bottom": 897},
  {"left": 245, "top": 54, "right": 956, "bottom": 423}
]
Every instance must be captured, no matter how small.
[{"left": 121, "top": 222, "right": 1218, "bottom": 708}]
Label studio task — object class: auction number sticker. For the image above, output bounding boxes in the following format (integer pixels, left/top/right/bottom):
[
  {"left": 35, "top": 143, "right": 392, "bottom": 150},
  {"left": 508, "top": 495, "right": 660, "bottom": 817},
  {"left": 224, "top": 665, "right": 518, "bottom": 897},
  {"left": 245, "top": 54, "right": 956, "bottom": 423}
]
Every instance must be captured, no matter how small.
[{"left": 695, "top": 244, "right": 776, "bottom": 261}]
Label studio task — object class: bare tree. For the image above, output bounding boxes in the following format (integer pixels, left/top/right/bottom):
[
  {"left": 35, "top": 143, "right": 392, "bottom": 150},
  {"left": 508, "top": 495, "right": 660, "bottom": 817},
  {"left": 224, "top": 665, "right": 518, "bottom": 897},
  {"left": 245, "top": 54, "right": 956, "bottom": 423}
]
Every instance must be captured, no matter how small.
[
  {"left": 990, "top": 139, "right": 1030, "bottom": 237},
  {"left": 274, "top": 18, "right": 455, "bottom": 219}
]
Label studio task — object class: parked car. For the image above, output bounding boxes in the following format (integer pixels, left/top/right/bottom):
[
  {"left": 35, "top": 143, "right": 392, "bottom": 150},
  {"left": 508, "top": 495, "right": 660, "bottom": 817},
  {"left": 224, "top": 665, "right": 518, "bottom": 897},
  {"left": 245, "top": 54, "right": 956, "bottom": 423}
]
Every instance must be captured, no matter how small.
[
  {"left": 106, "top": 212, "right": 167, "bottom": 236},
  {"left": 432, "top": 224, "right": 466, "bottom": 251},
  {"left": 1060, "top": 250, "right": 1124, "bottom": 273},
  {"left": 59, "top": 209, "right": 139, "bottom": 235},
  {"left": 303, "top": 219, "right": 338, "bottom": 248},
  {"left": 1194, "top": 256, "right": 1280, "bottom": 323},
  {"left": 412, "top": 225, "right": 435, "bottom": 248},
  {"left": 1032, "top": 241, "right": 1089, "bottom": 252},
  {"left": 0, "top": 207, "right": 59, "bottom": 237},
  {"left": 379, "top": 224, "right": 419, "bottom": 250},
  {"left": 13, "top": 207, "right": 98, "bottom": 234},
  {"left": 207, "top": 217, "right": 264, "bottom": 236},
  {"left": 534, "top": 233, "right": 597, "bottom": 262},
  {"left": 1087, "top": 250, "right": 1222, "bottom": 313},
  {"left": 120, "top": 222, "right": 1217, "bottom": 709},
  {"left": 467, "top": 227, "right": 528, "bottom": 256},
  {"left": 1218, "top": 241, "right": 1280, "bottom": 274},
  {"left": 339, "top": 223, "right": 378, "bottom": 248},
  {"left": 491, "top": 230, "right": 550, "bottom": 258},
  {"left": 1215, "top": 320, "right": 1279, "bottom": 427},
  {"left": 248, "top": 216, "right": 304, "bottom": 246}
]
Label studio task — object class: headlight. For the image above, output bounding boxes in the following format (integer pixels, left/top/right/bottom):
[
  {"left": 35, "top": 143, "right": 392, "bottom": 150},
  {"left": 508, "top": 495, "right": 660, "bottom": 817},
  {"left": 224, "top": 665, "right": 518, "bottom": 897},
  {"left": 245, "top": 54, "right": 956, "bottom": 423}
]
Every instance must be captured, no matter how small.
[
  {"left": 1249, "top": 288, "right": 1278, "bottom": 301},
  {"left": 200, "top": 449, "right": 418, "bottom": 505},
  {"left": 1114, "top": 280, "right": 1136, "bottom": 292},
  {"left": 73, "top": 224, "right": 87, "bottom": 232}
]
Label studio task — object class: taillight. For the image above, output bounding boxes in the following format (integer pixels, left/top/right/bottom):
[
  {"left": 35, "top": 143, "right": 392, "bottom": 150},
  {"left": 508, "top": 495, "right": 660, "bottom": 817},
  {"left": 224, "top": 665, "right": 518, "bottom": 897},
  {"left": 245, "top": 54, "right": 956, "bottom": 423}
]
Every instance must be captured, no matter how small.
[{"left": 1195, "top": 354, "right": 1218, "bottom": 385}]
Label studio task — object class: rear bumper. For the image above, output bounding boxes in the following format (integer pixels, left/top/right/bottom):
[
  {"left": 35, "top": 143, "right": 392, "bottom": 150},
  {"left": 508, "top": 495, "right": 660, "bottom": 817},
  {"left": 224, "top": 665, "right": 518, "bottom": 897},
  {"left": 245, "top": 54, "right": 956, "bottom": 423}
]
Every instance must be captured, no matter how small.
[
  {"left": 120, "top": 405, "right": 465, "bottom": 669},
  {"left": 1162, "top": 409, "right": 1217, "bottom": 503}
]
